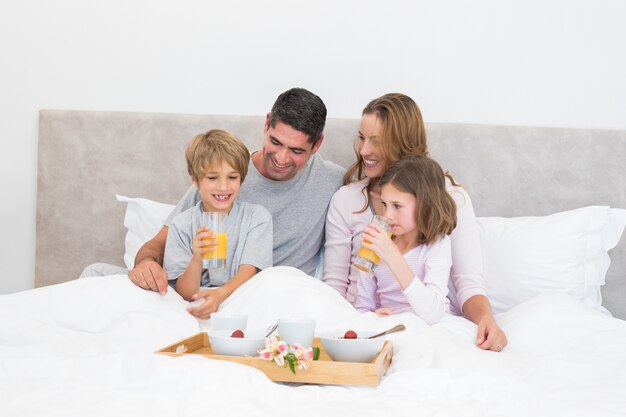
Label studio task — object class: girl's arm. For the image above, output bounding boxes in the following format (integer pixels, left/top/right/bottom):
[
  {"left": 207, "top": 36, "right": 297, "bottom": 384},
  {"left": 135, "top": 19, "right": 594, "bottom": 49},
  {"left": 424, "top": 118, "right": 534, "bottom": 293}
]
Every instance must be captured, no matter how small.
[
  {"left": 362, "top": 225, "right": 451, "bottom": 324},
  {"left": 400, "top": 237, "right": 452, "bottom": 325}
]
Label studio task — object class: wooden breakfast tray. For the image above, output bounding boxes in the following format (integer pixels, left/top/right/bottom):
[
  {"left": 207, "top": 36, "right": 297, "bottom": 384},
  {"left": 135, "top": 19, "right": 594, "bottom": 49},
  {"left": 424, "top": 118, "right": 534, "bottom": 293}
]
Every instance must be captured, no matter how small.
[{"left": 156, "top": 332, "right": 393, "bottom": 386}]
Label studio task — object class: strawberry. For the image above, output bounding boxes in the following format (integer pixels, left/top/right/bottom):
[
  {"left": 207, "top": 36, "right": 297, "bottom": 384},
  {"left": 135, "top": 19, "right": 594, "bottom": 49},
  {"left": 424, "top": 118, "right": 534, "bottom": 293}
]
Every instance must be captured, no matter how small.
[
  {"left": 343, "top": 330, "right": 358, "bottom": 339},
  {"left": 230, "top": 329, "right": 244, "bottom": 338}
]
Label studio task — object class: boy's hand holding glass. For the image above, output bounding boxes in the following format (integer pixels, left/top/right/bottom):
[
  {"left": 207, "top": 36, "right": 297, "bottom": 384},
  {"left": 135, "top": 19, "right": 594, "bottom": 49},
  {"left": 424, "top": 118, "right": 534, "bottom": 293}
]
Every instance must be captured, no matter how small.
[
  {"left": 201, "top": 211, "right": 227, "bottom": 269},
  {"left": 192, "top": 227, "right": 218, "bottom": 263}
]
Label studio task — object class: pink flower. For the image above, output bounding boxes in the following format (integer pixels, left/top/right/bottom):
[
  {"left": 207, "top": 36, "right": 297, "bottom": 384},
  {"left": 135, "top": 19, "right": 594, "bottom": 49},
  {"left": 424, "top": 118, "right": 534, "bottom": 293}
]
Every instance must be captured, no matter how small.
[
  {"left": 258, "top": 336, "right": 288, "bottom": 366},
  {"left": 258, "top": 337, "right": 316, "bottom": 374},
  {"left": 296, "top": 347, "right": 314, "bottom": 371}
]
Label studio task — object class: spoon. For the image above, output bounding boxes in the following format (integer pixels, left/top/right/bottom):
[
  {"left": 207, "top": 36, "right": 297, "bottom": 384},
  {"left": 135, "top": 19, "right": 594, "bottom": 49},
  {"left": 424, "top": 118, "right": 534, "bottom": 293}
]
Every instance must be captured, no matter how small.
[
  {"left": 265, "top": 321, "right": 279, "bottom": 337},
  {"left": 367, "top": 324, "right": 406, "bottom": 339}
]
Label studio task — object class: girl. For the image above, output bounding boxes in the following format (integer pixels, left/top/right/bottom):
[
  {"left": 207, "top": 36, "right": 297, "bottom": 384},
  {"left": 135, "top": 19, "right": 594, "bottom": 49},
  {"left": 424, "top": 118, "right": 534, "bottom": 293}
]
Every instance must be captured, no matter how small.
[
  {"left": 324, "top": 93, "right": 508, "bottom": 349},
  {"left": 354, "top": 155, "right": 456, "bottom": 324}
]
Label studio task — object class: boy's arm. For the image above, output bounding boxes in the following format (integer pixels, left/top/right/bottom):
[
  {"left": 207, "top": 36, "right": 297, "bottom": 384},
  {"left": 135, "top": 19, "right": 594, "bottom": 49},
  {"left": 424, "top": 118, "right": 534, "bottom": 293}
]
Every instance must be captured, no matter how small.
[
  {"left": 187, "top": 205, "right": 273, "bottom": 319},
  {"left": 187, "top": 264, "right": 258, "bottom": 319},
  {"left": 175, "top": 226, "right": 212, "bottom": 300},
  {"left": 129, "top": 226, "right": 169, "bottom": 294}
]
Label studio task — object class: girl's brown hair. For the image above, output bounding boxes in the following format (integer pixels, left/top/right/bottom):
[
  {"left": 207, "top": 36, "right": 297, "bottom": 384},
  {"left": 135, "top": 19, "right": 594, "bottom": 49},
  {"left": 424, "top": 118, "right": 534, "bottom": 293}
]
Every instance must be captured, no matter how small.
[
  {"left": 380, "top": 155, "right": 457, "bottom": 245},
  {"left": 186, "top": 129, "right": 250, "bottom": 182}
]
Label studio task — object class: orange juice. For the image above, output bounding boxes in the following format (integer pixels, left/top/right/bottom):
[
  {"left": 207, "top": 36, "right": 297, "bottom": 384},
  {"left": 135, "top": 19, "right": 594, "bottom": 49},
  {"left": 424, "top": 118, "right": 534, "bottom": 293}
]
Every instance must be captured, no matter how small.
[
  {"left": 202, "top": 232, "right": 227, "bottom": 260},
  {"left": 355, "top": 240, "right": 380, "bottom": 269},
  {"left": 353, "top": 215, "right": 393, "bottom": 273}
]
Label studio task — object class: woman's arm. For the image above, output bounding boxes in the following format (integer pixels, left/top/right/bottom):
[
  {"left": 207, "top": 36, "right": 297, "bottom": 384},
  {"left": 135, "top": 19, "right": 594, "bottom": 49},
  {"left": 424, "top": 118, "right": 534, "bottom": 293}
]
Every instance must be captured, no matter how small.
[
  {"left": 462, "top": 295, "right": 508, "bottom": 351},
  {"left": 448, "top": 185, "right": 508, "bottom": 350},
  {"left": 322, "top": 188, "right": 358, "bottom": 298}
]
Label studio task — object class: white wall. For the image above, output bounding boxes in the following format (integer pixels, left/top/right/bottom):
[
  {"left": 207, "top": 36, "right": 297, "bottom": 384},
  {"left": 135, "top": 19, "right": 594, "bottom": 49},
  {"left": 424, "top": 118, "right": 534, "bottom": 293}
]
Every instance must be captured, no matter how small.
[{"left": 1, "top": 0, "right": 625, "bottom": 294}]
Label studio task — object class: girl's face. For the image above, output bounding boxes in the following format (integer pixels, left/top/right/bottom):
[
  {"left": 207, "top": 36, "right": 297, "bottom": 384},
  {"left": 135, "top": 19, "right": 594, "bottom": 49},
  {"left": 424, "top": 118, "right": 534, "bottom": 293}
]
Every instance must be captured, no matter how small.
[
  {"left": 193, "top": 159, "right": 241, "bottom": 213},
  {"left": 380, "top": 183, "right": 418, "bottom": 239},
  {"left": 357, "top": 113, "right": 386, "bottom": 178}
]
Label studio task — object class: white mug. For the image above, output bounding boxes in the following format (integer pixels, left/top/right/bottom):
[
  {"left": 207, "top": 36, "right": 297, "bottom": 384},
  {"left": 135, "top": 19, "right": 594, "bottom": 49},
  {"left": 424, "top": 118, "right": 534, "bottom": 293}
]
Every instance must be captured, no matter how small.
[{"left": 278, "top": 318, "right": 316, "bottom": 347}]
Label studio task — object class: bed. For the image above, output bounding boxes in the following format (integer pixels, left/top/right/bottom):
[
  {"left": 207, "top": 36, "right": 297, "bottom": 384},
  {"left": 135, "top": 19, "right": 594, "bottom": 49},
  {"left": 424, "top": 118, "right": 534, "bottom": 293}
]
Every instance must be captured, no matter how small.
[{"left": 2, "top": 110, "right": 626, "bottom": 416}]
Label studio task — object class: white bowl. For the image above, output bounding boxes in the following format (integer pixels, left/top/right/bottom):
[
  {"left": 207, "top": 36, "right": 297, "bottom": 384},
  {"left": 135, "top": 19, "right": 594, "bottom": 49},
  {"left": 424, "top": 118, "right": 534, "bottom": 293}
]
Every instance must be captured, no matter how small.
[
  {"left": 320, "top": 330, "right": 385, "bottom": 363},
  {"left": 209, "top": 312, "right": 248, "bottom": 330},
  {"left": 207, "top": 329, "right": 266, "bottom": 357}
]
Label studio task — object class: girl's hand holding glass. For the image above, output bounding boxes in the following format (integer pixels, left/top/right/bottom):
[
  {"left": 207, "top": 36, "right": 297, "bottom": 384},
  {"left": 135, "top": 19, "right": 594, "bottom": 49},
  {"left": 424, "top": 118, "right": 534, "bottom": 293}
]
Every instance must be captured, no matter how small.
[
  {"left": 360, "top": 222, "right": 400, "bottom": 266},
  {"left": 354, "top": 215, "right": 393, "bottom": 273}
]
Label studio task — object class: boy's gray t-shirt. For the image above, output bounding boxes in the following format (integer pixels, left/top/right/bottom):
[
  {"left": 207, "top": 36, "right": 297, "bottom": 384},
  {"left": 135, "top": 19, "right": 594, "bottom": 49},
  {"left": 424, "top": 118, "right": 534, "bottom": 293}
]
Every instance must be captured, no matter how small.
[
  {"left": 166, "top": 153, "right": 345, "bottom": 276},
  {"left": 164, "top": 199, "right": 273, "bottom": 287}
]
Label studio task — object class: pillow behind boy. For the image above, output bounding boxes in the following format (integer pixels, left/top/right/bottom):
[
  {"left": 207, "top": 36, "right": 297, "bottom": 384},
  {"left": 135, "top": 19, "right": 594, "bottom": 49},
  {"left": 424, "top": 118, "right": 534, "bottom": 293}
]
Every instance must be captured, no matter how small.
[{"left": 116, "top": 195, "right": 175, "bottom": 270}]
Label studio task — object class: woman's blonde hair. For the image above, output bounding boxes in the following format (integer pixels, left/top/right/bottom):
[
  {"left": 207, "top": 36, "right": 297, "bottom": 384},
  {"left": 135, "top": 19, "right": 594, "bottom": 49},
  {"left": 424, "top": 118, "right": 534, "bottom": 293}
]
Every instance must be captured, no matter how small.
[
  {"left": 186, "top": 129, "right": 250, "bottom": 182},
  {"left": 344, "top": 93, "right": 428, "bottom": 187},
  {"left": 380, "top": 155, "right": 457, "bottom": 245}
]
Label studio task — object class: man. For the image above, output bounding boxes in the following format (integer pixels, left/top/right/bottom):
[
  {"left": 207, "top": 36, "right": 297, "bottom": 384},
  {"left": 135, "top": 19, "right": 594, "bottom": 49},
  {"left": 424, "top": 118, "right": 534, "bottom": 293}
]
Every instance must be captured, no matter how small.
[{"left": 83, "top": 88, "right": 345, "bottom": 296}]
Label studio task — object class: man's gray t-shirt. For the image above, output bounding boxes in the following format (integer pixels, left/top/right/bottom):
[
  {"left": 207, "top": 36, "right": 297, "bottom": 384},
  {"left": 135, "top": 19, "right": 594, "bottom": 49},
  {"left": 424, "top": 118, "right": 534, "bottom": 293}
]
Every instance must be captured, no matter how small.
[
  {"left": 166, "top": 153, "right": 345, "bottom": 276},
  {"left": 164, "top": 199, "right": 273, "bottom": 287}
]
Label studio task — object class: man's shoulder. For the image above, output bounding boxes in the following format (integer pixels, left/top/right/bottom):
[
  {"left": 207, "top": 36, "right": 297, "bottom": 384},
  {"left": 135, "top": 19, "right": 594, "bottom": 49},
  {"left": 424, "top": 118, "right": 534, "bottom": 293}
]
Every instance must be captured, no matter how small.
[
  {"left": 308, "top": 154, "right": 345, "bottom": 191},
  {"left": 311, "top": 153, "right": 346, "bottom": 176},
  {"left": 236, "top": 200, "right": 271, "bottom": 218},
  {"left": 170, "top": 203, "right": 199, "bottom": 228}
]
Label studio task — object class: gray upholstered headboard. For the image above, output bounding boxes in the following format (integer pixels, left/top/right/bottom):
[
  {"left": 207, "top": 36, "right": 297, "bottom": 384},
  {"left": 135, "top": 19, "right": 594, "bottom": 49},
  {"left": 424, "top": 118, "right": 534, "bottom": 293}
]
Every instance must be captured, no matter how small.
[{"left": 36, "top": 110, "right": 626, "bottom": 318}]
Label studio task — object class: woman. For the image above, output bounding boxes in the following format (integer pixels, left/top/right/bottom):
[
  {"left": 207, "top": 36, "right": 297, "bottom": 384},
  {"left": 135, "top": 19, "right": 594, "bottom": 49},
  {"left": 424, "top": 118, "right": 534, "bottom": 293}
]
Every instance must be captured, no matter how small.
[{"left": 322, "top": 93, "right": 508, "bottom": 352}]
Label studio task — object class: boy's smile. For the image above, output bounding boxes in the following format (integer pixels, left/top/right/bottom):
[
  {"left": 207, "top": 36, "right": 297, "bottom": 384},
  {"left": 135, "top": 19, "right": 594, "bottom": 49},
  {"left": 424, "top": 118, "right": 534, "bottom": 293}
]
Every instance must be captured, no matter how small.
[{"left": 193, "top": 160, "right": 242, "bottom": 212}]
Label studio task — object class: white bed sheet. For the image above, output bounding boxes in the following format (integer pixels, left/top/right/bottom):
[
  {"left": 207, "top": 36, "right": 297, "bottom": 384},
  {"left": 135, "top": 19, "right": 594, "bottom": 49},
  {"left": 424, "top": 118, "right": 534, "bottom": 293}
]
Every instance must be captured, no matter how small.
[{"left": 2, "top": 266, "right": 626, "bottom": 417}]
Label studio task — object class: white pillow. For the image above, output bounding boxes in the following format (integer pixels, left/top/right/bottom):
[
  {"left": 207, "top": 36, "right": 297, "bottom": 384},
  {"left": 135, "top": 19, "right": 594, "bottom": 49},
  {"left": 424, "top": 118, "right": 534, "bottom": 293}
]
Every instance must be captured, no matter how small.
[
  {"left": 478, "top": 206, "right": 626, "bottom": 314},
  {"left": 116, "top": 195, "right": 175, "bottom": 270},
  {"left": 117, "top": 196, "right": 626, "bottom": 315}
]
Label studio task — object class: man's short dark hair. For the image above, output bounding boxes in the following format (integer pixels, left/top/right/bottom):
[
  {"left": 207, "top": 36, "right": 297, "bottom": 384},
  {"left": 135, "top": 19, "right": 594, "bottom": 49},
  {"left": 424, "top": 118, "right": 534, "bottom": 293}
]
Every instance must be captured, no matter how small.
[{"left": 269, "top": 88, "right": 327, "bottom": 146}]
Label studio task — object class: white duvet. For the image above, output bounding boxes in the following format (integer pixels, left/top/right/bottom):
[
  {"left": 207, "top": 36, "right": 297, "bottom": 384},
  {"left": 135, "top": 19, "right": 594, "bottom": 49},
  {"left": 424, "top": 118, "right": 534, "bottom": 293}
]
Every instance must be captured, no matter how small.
[{"left": 2, "top": 266, "right": 626, "bottom": 417}]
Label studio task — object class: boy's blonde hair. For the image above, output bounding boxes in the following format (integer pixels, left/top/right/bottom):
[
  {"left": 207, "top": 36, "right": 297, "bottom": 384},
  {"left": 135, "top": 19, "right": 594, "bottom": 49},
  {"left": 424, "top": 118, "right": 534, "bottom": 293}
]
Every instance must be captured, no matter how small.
[{"left": 185, "top": 129, "right": 250, "bottom": 182}]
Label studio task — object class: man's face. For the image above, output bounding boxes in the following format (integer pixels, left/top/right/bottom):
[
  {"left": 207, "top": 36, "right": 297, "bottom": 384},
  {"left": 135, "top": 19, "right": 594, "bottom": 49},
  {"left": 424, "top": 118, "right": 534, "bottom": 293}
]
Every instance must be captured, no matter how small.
[{"left": 257, "top": 116, "right": 323, "bottom": 181}]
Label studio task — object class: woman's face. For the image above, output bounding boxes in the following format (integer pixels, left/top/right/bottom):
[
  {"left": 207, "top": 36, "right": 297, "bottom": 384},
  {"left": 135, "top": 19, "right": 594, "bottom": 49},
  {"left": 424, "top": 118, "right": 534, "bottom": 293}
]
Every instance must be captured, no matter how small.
[{"left": 357, "top": 113, "right": 385, "bottom": 178}]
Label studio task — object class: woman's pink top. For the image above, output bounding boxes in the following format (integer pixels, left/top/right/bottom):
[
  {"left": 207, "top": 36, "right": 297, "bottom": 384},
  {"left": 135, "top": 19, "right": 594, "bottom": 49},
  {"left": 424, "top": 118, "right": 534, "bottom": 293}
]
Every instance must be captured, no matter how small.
[
  {"left": 355, "top": 237, "right": 452, "bottom": 324},
  {"left": 322, "top": 177, "right": 487, "bottom": 315}
]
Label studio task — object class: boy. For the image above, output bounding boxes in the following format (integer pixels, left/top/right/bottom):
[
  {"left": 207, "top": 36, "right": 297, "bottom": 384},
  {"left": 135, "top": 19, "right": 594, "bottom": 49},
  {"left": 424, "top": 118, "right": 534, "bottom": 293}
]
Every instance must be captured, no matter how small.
[{"left": 164, "top": 129, "right": 273, "bottom": 319}]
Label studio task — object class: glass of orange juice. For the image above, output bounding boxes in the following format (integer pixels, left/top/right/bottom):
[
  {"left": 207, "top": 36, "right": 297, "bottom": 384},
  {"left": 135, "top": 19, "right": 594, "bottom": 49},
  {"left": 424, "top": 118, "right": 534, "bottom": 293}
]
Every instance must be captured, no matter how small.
[
  {"left": 353, "top": 215, "right": 392, "bottom": 273},
  {"left": 201, "top": 211, "right": 227, "bottom": 269}
]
